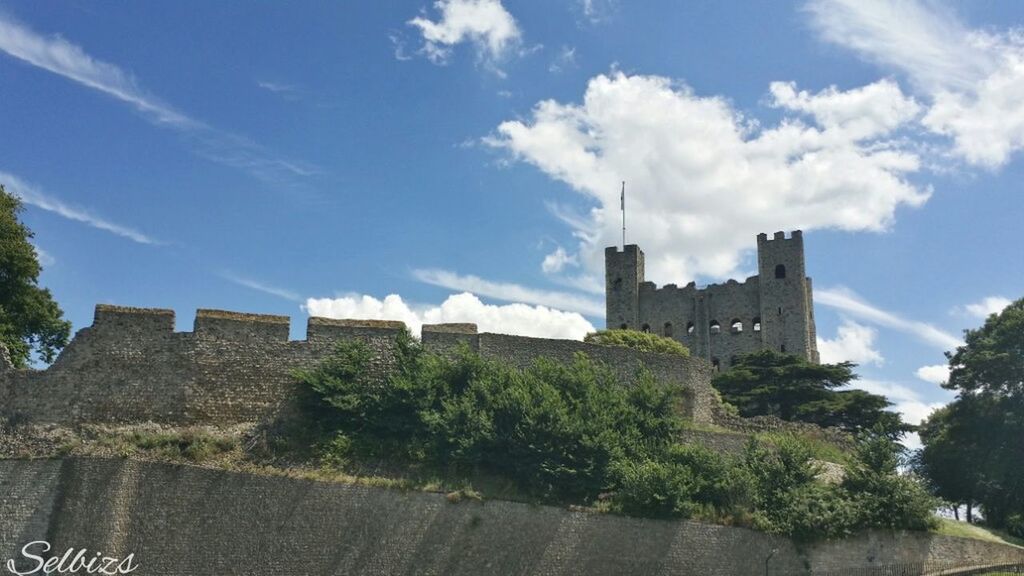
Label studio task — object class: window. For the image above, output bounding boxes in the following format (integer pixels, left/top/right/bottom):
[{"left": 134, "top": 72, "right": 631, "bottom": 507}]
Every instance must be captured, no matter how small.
[
  {"left": 709, "top": 320, "right": 721, "bottom": 335},
  {"left": 781, "top": 344, "right": 787, "bottom": 353},
  {"left": 775, "top": 264, "right": 786, "bottom": 279},
  {"left": 619, "top": 323, "right": 628, "bottom": 330},
  {"left": 613, "top": 277, "right": 623, "bottom": 291},
  {"left": 712, "top": 357, "right": 721, "bottom": 372},
  {"left": 752, "top": 317, "right": 761, "bottom": 332},
  {"left": 663, "top": 322, "right": 673, "bottom": 338},
  {"left": 641, "top": 323, "right": 651, "bottom": 333},
  {"left": 730, "top": 319, "right": 743, "bottom": 333},
  {"left": 686, "top": 322, "right": 695, "bottom": 334}
]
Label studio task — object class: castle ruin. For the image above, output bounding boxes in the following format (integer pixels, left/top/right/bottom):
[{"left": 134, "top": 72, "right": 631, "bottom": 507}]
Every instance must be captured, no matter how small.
[{"left": 606, "top": 230, "right": 819, "bottom": 370}]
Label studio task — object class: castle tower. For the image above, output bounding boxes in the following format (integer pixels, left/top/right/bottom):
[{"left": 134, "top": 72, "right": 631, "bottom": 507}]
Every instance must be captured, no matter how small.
[
  {"left": 603, "top": 231, "right": 819, "bottom": 368},
  {"left": 605, "top": 245, "right": 644, "bottom": 330},
  {"left": 756, "top": 231, "right": 818, "bottom": 362}
]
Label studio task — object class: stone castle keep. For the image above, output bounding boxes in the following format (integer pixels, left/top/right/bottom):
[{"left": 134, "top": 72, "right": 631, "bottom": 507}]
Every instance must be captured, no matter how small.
[{"left": 606, "top": 230, "right": 819, "bottom": 370}]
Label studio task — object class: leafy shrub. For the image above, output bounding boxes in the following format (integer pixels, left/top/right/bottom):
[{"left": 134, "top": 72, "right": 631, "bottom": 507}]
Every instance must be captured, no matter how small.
[
  {"left": 1005, "top": 514, "right": 1024, "bottom": 539},
  {"left": 296, "top": 333, "right": 937, "bottom": 539},
  {"left": 584, "top": 329, "right": 690, "bottom": 357}
]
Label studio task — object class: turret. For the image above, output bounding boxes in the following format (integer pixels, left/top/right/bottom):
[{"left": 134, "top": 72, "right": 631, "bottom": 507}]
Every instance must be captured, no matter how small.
[
  {"left": 605, "top": 245, "right": 644, "bottom": 329},
  {"left": 756, "top": 230, "right": 816, "bottom": 360}
]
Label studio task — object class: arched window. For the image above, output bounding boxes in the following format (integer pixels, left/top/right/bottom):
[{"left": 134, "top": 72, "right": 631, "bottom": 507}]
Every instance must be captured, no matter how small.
[
  {"left": 641, "top": 323, "right": 651, "bottom": 333},
  {"left": 775, "top": 264, "right": 786, "bottom": 279},
  {"left": 752, "top": 317, "right": 762, "bottom": 332},
  {"left": 730, "top": 318, "right": 743, "bottom": 333},
  {"left": 712, "top": 357, "right": 721, "bottom": 372},
  {"left": 709, "top": 320, "right": 721, "bottom": 335},
  {"left": 619, "top": 323, "right": 628, "bottom": 330},
  {"left": 686, "top": 321, "right": 695, "bottom": 334},
  {"left": 663, "top": 322, "right": 673, "bottom": 338}
]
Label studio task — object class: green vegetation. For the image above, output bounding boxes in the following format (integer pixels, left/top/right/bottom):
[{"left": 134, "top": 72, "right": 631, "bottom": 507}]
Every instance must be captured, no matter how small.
[
  {"left": 583, "top": 329, "right": 690, "bottom": 357},
  {"left": 0, "top": 183, "right": 71, "bottom": 367},
  {"left": 933, "top": 518, "right": 1024, "bottom": 548},
  {"left": 712, "top": 351, "right": 913, "bottom": 438},
  {"left": 292, "top": 333, "right": 936, "bottom": 540},
  {"left": 916, "top": 297, "right": 1024, "bottom": 533}
]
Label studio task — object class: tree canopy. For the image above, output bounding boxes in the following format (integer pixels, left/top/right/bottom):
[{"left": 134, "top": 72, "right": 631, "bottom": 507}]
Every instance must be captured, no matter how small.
[
  {"left": 918, "top": 297, "right": 1024, "bottom": 532},
  {"left": 583, "top": 329, "right": 690, "bottom": 357},
  {"left": 712, "top": 350, "right": 913, "bottom": 438},
  {"left": 0, "top": 184, "right": 70, "bottom": 367}
]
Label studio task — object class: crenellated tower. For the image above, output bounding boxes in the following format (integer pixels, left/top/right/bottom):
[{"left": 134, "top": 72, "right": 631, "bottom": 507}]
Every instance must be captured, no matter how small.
[{"left": 604, "top": 231, "right": 819, "bottom": 369}]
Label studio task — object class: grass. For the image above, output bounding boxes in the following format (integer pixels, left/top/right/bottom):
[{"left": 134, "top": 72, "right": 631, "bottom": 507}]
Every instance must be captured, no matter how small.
[{"left": 933, "top": 517, "right": 1024, "bottom": 548}]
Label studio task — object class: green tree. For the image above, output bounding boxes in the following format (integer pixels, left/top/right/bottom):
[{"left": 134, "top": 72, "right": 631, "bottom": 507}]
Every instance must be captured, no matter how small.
[
  {"left": 0, "top": 184, "right": 70, "bottom": 367},
  {"left": 583, "top": 329, "right": 690, "bottom": 357},
  {"left": 926, "top": 297, "right": 1024, "bottom": 528},
  {"left": 712, "top": 351, "right": 913, "bottom": 437}
]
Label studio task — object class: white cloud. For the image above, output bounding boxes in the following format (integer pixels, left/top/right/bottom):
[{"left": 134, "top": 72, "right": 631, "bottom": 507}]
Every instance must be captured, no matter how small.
[
  {"left": 817, "top": 319, "right": 884, "bottom": 366},
  {"left": 2, "top": 170, "right": 159, "bottom": 245},
  {"left": 816, "top": 286, "right": 961, "bottom": 351},
  {"left": 221, "top": 272, "right": 302, "bottom": 303},
  {"left": 849, "top": 378, "right": 951, "bottom": 449},
  {"left": 915, "top": 364, "right": 949, "bottom": 385},
  {"left": 305, "top": 292, "right": 595, "bottom": 340},
  {"left": 487, "top": 72, "right": 929, "bottom": 284},
  {"left": 32, "top": 244, "right": 55, "bottom": 267},
  {"left": 413, "top": 268, "right": 604, "bottom": 316},
  {"left": 549, "top": 46, "right": 577, "bottom": 74},
  {"left": 541, "top": 246, "right": 578, "bottom": 274},
  {"left": 0, "top": 14, "right": 314, "bottom": 185},
  {"left": 579, "top": 0, "right": 614, "bottom": 23},
  {"left": 955, "top": 295, "right": 1012, "bottom": 320},
  {"left": 408, "top": 0, "right": 521, "bottom": 66},
  {"left": 807, "top": 0, "right": 1024, "bottom": 168}
]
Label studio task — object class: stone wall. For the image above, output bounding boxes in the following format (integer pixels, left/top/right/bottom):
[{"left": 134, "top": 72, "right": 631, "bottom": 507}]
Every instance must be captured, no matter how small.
[
  {"left": 2, "top": 458, "right": 1021, "bottom": 576},
  {"left": 0, "top": 305, "right": 716, "bottom": 427}
]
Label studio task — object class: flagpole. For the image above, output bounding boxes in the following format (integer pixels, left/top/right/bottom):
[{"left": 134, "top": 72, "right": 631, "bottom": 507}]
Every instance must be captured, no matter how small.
[{"left": 621, "top": 181, "right": 626, "bottom": 248}]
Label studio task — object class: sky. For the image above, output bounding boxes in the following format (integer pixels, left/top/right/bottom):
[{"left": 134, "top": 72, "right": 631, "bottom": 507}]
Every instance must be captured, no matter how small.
[{"left": 1, "top": 0, "right": 1022, "bottom": 444}]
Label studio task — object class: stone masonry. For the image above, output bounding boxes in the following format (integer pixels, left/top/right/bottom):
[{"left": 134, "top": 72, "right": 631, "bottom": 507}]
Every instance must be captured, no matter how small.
[{"left": 606, "top": 231, "right": 819, "bottom": 370}]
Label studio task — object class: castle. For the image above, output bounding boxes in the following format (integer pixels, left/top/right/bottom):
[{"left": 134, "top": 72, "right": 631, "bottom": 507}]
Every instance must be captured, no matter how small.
[{"left": 605, "top": 230, "right": 819, "bottom": 370}]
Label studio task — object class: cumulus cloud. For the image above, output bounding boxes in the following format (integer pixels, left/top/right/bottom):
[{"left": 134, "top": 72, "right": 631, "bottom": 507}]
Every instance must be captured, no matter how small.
[
  {"left": 0, "top": 14, "right": 314, "bottom": 185},
  {"left": 408, "top": 0, "right": 521, "bottom": 66},
  {"left": 817, "top": 319, "right": 884, "bottom": 366},
  {"left": 541, "top": 246, "right": 578, "bottom": 274},
  {"left": 1, "top": 170, "right": 159, "bottom": 245},
  {"left": 487, "top": 72, "right": 929, "bottom": 284},
  {"left": 955, "top": 296, "right": 1012, "bottom": 320},
  {"left": 305, "top": 292, "right": 595, "bottom": 340},
  {"left": 807, "top": 0, "right": 1024, "bottom": 168},
  {"left": 915, "top": 364, "right": 949, "bottom": 386},
  {"left": 816, "top": 286, "right": 961, "bottom": 351},
  {"left": 413, "top": 268, "right": 604, "bottom": 316}
]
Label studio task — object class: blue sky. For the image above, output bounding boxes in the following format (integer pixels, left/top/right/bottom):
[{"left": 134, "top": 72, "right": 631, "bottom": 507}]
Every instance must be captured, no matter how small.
[{"left": 1, "top": 0, "right": 1021, "bottom": 441}]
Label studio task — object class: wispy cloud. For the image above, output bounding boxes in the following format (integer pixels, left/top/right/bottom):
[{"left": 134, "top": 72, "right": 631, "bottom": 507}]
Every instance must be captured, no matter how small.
[
  {"left": 816, "top": 286, "right": 961, "bottom": 351},
  {"left": 413, "top": 268, "right": 605, "bottom": 316},
  {"left": 407, "top": 0, "right": 522, "bottom": 70},
  {"left": 220, "top": 271, "right": 303, "bottom": 303},
  {"left": 1, "top": 170, "right": 160, "bottom": 245},
  {"left": 0, "top": 13, "right": 316, "bottom": 186}
]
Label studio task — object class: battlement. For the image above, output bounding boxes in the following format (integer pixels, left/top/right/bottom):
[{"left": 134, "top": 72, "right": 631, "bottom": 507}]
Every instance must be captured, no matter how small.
[
  {"left": 757, "top": 229, "right": 803, "bottom": 244},
  {"left": 605, "top": 244, "right": 642, "bottom": 256},
  {"left": 92, "top": 304, "right": 175, "bottom": 333},
  {"left": 306, "top": 316, "right": 406, "bottom": 342}
]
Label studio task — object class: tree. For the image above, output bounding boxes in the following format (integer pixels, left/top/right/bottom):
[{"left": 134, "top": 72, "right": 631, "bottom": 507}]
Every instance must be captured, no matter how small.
[
  {"left": 712, "top": 351, "right": 913, "bottom": 437},
  {"left": 583, "top": 329, "right": 690, "bottom": 357},
  {"left": 924, "top": 297, "right": 1024, "bottom": 528},
  {"left": 0, "top": 184, "right": 70, "bottom": 367}
]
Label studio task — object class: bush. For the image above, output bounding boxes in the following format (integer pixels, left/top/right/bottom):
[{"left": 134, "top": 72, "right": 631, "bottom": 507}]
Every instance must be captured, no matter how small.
[
  {"left": 295, "top": 334, "right": 937, "bottom": 539},
  {"left": 296, "top": 331, "right": 684, "bottom": 503},
  {"left": 584, "top": 329, "right": 690, "bottom": 357},
  {"left": 1005, "top": 514, "right": 1024, "bottom": 539}
]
